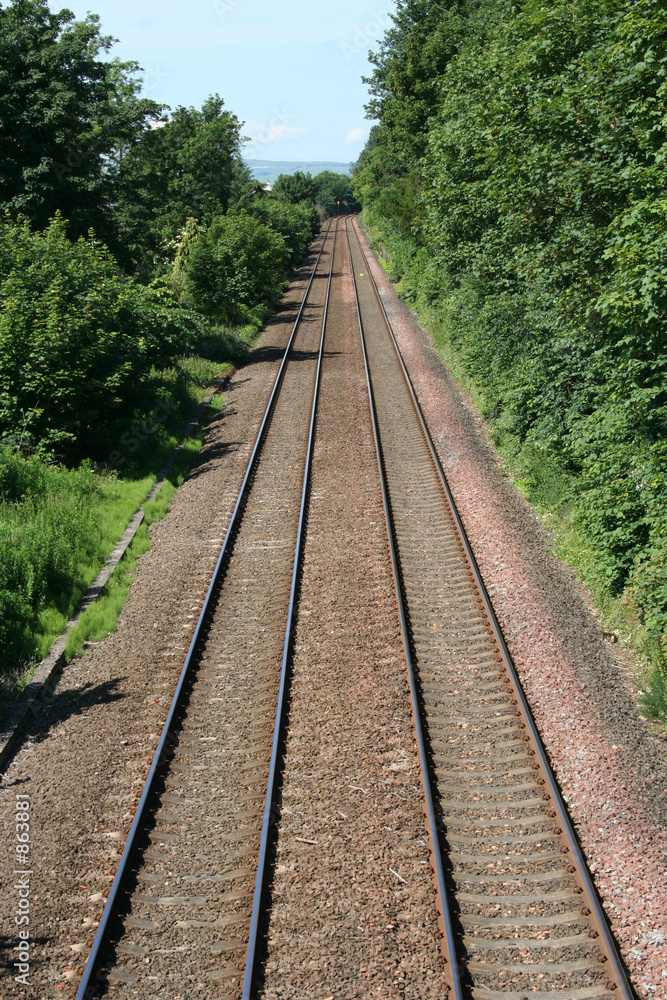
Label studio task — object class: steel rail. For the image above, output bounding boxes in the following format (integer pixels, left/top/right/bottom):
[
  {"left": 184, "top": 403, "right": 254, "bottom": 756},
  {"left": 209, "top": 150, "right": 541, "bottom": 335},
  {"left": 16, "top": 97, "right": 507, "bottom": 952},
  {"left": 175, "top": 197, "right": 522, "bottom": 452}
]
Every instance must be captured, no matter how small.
[
  {"left": 345, "top": 221, "right": 465, "bottom": 1000},
  {"left": 241, "top": 217, "right": 339, "bottom": 999},
  {"left": 348, "top": 217, "right": 635, "bottom": 1000},
  {"left": 74, "top": 220, "right": 336, "bottom": 1000}
]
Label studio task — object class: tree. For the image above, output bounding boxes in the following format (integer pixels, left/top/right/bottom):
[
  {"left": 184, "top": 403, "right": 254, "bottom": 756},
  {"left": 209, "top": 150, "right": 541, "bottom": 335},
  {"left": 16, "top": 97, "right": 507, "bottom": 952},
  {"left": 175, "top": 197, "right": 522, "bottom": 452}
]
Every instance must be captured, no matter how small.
[
  {"left": 0, "top": 212, "right": 206, "bottom": 457},
  {"left": 271, "top": 169, "right": 359, "bottom": 217},
  {"left": 273, "top": 170, "right": 318, "bottom": 204},
  {"left": 240, "top": 197, "right": 320, "bottom": 265},
  {"left": 115, "top": 94, "right": 245, "bottom": 277},
  {"left": 359, "top": 0, "right": 498, "bottom": 237},
  {"left": 0, "top": 0, "right": 161, "bottom": 252},
  {"left": 186, "top": 213, "right": 288, "bottom": 323},
  {"left": 312, "top": 171, "right": 361, "bottom": 216},
  {"left": 355, "top": 0, "right": 667, "bottom": 688},
  {"left": 364, "top": 0, "right": 480, "bottom": 164}
]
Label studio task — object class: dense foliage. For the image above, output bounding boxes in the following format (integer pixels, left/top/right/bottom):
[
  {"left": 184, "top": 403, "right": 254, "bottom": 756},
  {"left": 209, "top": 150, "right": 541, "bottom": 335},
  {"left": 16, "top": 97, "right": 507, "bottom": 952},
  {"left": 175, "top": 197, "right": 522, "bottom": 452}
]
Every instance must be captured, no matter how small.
[
  {"left": 0, "top": 213, "right": 207, "bottom": 458},
  {"left": 185, "top": 213, "right": 289, "bottom": 323},
  {"left": 0, "top": 448, "right": 101, "bottom": 667},
  {"left": 239, "top": 197, "right": 322, "bottom": 267},
  {"left": 273, "top": 169, "right": 361, "bottom": 216},
  {"left": 0, "top": 0, "right": 160, "bottom": 258},
  {"left": 355, "top": 0, "right": 667, "bottom": 703},
  {"left": 0, "top": 0, "right": 327, "bottom": 677},
  {"left": 114, "top": 95, "right": 249, "bottom": 278},
  {"left": 0, "top": 0, "right": 325, "bottom": 463}
]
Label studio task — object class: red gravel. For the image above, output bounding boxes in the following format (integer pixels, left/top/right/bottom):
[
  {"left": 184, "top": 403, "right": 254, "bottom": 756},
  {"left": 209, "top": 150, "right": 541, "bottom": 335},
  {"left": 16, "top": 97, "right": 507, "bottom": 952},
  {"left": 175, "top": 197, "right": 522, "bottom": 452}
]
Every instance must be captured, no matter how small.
[{"left": 354, "top": 218, "right": 667, "bottom": 999}]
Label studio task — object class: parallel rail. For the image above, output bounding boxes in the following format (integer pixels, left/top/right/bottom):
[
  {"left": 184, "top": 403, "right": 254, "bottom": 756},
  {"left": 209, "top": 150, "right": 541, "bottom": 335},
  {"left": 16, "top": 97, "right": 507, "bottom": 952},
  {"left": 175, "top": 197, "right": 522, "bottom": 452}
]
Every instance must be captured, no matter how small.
[
  {"left": 241, "top": 218, "right": 337, "bottom": 998},
  {"left": 75, "top": 219, "right": 337, "bottom": 999},
  {"left": 347, "top": 222, "right": 465, "bottom": 1000},
  {"left": 72, "top": 213, "right": 635, "bottom": 999},
  {"left": 346, "top": 216, "right": 634, "bottom": 1000}
]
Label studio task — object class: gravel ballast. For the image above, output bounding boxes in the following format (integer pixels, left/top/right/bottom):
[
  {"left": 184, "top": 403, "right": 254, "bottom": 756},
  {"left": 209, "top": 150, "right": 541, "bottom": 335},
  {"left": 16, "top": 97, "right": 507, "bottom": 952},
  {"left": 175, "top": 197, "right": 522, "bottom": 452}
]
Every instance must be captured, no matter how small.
[
  {"left": 354, "top": 218, "right": 667, "bottom": 1000},
  {"left": 1, "top": 220, "right": 665, "bottom": 999},
  {"left": 260, "top": 225, "right": 448, "bottom": 999}
]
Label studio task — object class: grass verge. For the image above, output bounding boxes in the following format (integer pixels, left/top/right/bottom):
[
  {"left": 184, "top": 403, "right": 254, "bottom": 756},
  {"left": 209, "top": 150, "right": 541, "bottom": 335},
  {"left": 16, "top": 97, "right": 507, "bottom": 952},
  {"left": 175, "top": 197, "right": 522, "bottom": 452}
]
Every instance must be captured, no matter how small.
[
  {"left": 63, "top": 405, "right": 219, "bottom": 662},
  {"left": 0, "top": 323, "right": 251, "bottom": 713}
]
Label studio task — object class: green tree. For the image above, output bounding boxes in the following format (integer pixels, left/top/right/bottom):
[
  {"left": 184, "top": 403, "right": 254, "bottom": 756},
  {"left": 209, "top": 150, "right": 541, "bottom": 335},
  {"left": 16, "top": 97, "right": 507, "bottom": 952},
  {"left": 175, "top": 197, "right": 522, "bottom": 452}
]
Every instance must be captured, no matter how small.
[
  {"left": 359, "top": 0, "right": 498, "bottom": 236},
  {"left": 356, "top": 0, "right": 667, "bottom": 691},
  {"left": 115, "top": 94, "right": 245, "bottom": 278},
  {"left": 365, "top": 0, "right": 474, "bottom": 163},
  {"left": 312, "top": 171, "right": 361, "bottom": 215},
  {"left": 0, "top": 0, "right": 161, "bottom": 253},
  {"left": 240, "top": 197, "right": 320, "bottom": 266},
  {"left": 272, "top": 170, "right": 318, "bottom": 204},
  {"left": 0, "top": 213, "right": 205, "bottom": 457}
]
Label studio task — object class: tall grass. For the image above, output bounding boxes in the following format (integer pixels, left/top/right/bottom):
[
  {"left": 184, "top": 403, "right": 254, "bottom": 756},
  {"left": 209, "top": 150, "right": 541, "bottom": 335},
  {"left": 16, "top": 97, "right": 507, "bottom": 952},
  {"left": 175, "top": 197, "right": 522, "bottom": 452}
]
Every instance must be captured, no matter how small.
[
  {"left": 62, "top": 426, "right": 213, "bottom": 661},
  {"left": 0, "top": 451, "right": 103, "bottom": 667},
  {"left": 0, "top": 321, "right": 253, "bottom": 698}
]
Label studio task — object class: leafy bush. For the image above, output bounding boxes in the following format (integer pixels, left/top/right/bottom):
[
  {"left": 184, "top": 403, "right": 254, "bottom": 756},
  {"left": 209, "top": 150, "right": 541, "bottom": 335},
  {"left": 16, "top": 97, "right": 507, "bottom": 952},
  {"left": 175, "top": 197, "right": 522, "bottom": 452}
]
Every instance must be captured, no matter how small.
[
  {"left": 241, "top": 198, "right": 320, "bottom": 267},
  {"left": 185, "top": 212, "right": 289, "bottom": 322},
  {"left": 0, "top": 213, "right": 205, "bottom": 458},
  {"left": 273, "top": 169, "right": 361, "bottom": 216},
  {"left": 272, "top": 171, "right": 318, "bottom": 205},
  {"left": 312, "top": 170, "right": 361, "bottom": 216}
]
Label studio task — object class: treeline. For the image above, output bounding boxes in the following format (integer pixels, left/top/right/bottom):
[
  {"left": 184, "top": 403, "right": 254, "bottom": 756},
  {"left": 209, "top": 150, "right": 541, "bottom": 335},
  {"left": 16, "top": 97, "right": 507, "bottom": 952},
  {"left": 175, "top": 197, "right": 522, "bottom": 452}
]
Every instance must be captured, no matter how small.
[
  {"left": 0, "top": 0, "right": 351, "bottom": 462},
  {"left": 354, "top": 0, "right": 667, "bottom": 712},
  {"left": 272, "top": 170, "right": 361, "bottom": 216}
]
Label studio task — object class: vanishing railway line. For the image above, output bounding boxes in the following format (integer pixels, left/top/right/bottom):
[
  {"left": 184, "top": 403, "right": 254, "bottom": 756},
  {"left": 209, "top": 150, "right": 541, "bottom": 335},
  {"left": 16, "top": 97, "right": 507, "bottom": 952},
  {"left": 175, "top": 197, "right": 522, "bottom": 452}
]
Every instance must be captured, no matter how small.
[
  {"left": 75, "top": 217, "right": 337, "bottom": 998},
  {"left": 72, "top": 217, "right": 633, "bottom": 999},
  {"left": 346, "top": 217, "right": 633, "bottom": 1000}
]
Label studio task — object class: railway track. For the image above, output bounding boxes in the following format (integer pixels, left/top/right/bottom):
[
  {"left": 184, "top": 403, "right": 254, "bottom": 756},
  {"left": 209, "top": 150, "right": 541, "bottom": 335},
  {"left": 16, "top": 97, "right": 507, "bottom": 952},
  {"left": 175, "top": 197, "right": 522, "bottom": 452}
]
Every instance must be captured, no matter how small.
[
  {"left": 72, "top": 214, "right": 633, "bottom": 999},
  {"left": 346, "top": 217, "right": 633, "bottom": 1000},
  {"left": 74, "top": 218, "right": 338, "bottom": 998}
]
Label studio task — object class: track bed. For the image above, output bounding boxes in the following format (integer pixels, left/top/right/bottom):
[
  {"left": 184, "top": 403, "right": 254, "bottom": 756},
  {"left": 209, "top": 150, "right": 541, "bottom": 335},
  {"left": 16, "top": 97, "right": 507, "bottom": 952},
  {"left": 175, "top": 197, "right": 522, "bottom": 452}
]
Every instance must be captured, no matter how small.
[{"left": 0, "top": 220, "right": 637, "bottom": 1000}]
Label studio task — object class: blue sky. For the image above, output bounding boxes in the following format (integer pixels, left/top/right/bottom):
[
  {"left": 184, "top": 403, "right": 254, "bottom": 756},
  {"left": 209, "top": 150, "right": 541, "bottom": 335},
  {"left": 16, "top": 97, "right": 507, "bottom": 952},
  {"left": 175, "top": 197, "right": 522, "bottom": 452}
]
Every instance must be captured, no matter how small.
[{"left": 48, "top": 0, "right": 391, "bottom": 162}]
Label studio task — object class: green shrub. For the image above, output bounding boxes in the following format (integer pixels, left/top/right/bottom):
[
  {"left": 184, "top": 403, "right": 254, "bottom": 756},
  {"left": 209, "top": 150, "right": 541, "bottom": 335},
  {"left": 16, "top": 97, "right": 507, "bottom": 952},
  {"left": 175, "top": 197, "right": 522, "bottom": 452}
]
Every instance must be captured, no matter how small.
[
  {"left": 186, "top": 212, "right": 288, "bottom": 322},
  {"left": 273, "top": 170, "right": 360, "bottom": 216},
  {"left": 272, "top": 171, "right": 318, "bottom": 205},
  {"left": 0, "top": 213, "right": 206, "bottom": 459},
  {"left": 241, "top": 198, "right": 320, "bottom": 266},
  {"left": 356, "top": 0, "right": 667, "bottom": 690}
]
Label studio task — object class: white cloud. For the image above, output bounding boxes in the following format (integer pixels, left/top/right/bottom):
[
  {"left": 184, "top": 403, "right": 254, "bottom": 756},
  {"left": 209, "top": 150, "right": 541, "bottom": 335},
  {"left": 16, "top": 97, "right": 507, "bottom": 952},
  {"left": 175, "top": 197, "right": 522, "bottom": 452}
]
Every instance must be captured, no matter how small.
[{"left": 345, "top": 128, "right": 365, "bottom": 143}]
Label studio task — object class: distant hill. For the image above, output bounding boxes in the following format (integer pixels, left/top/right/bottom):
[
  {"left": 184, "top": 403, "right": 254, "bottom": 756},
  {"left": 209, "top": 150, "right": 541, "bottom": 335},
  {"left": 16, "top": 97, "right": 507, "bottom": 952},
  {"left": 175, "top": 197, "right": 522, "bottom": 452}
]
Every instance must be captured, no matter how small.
[{"left": 245, "top": 160, "right": 353, "bottom": 185}]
